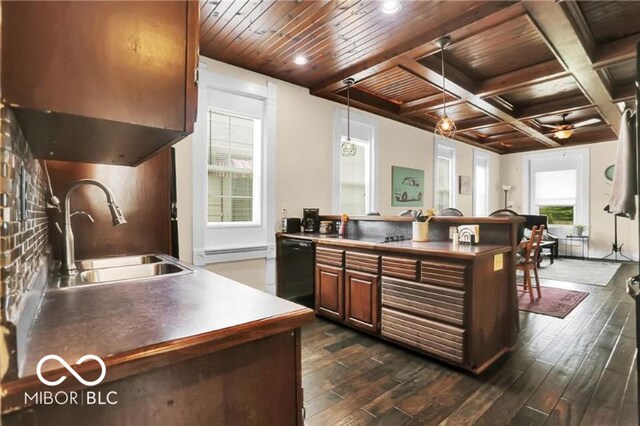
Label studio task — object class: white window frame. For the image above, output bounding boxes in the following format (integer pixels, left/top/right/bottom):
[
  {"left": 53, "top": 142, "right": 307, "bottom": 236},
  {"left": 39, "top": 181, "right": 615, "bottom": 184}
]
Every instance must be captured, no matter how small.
[
  {"left": 332, "top": 108, "right": 378, "bottom": 214},
  {"left": 523, "top": 148, "right": 589, "bottom": 229},
  {"left": 473, "top": 150, "right": 490, "bottom": 216},
  {"left": 433, "top": 137, "right": 457, "bottom": 210},
  {"left": 191, "top": 64, "right": 277, "bottom": 265},
  {"left": 206, "top": 107, "right": 262, "bottom": 227}
]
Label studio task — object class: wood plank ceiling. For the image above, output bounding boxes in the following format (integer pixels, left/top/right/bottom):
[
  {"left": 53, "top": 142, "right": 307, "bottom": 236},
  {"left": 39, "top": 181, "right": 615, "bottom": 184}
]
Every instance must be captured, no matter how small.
[{"left": 199, "top": 0, "right": 639, "bottom": 154}]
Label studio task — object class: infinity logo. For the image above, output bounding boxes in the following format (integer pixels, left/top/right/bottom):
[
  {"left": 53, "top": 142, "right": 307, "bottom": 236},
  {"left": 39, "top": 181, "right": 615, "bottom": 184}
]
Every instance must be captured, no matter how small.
[{"left": 36, "top": 354, "right": 106, "bottom": 387}]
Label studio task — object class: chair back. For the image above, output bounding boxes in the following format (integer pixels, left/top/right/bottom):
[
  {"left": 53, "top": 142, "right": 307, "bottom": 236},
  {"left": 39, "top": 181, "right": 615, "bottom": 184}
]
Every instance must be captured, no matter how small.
[
  {"left": 523, "top": 225, "right": 545, "bottom": 263},
  {"left": 437, "top": 207, "right": 464, "bottom": 216},
  {"left": 489, "top": 209, "right": 524, "bottom": 243}
]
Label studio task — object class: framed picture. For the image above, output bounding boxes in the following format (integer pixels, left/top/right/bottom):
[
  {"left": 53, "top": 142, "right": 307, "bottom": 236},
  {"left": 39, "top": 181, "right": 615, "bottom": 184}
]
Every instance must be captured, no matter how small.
[
  {"left": 459, "top": 175, "right": 472, "bottom": 195},
  {"left": 392, "top": 166, "right": 424, "bottom": 207}
]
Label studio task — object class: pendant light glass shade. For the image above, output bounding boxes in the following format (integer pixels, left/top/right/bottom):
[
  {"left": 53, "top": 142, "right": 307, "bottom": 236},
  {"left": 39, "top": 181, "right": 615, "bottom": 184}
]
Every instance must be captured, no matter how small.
[
  {"left": 434, "top": 36, "right": 456, "bottom": 138},
  {"left": 341, "top": 78, "right": 357, "bottom": 157}
]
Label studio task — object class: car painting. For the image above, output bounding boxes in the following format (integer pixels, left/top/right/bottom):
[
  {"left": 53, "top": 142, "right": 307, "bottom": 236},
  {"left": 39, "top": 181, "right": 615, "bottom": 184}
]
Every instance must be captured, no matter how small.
[{"left": 392, "top": 166, "right": 425, "bottom": 207}]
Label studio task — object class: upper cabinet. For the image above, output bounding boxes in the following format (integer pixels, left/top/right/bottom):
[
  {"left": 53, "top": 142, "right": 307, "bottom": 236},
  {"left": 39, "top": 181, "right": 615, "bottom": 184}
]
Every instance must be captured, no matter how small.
[{"left": 1, "top": 1, "right": 199, "bottom": 166}]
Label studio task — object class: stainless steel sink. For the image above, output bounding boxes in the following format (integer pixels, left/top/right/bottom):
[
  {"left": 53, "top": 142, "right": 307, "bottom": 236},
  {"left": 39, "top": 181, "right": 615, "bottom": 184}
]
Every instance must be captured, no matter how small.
[
  {"left": 78, "top": 262, "right": 185, "bottom": 284},
  {"left": 75, "top": 254, "right": 163, "bottom": 271},
  {"left": 50, "top": 254, "right": 192, "bottom": 289}
]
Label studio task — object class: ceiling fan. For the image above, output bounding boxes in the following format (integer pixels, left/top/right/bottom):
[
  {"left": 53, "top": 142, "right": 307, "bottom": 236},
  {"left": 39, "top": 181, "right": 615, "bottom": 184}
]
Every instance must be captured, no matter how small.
[{"left": 539, "top": 113, "right": 601, "bottom": 139}]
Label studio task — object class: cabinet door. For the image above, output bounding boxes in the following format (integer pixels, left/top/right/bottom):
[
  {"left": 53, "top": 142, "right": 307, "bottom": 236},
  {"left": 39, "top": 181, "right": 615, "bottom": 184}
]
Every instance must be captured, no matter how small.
[
  {"left": 345, "top": 269, "right": 379, "bottom": 333},
  {"left": 315, "top": 264, "right": 344, "bottom": 321}
]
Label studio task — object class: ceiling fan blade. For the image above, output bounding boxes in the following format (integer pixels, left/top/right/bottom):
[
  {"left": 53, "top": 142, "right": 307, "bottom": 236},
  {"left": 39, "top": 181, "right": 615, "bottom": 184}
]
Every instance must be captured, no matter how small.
[
  {"left": 539, "top": 123, "right": 559, "bottom": 129},
  {"left": 573, "top": 118, "right": 601, "bottom": 128}
]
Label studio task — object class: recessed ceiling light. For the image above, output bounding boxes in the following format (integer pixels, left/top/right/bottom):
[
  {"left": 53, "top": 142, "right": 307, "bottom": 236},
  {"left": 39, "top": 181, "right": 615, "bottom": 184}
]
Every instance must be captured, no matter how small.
[
  {"left": 293, "top": 55, "right": 308, "bottom": 65},
  {"left": 380, "top": 0, "right": 401, "bottom": 15}
]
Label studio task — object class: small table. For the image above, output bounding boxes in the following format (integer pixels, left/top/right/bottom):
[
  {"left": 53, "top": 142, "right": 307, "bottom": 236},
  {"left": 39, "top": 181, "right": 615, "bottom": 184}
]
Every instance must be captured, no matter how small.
[{"left": 564, "top": 235, "right": 589, "bottom": 259}]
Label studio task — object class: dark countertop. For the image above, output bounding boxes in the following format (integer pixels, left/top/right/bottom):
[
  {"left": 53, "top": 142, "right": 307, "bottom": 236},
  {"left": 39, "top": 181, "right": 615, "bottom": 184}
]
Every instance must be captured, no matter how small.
[
  {"left": 3, "top": 260, "right": 314, "bottom": 412},
  {"left": 277, "top": 232, "right": 511, "bottom": 259}
]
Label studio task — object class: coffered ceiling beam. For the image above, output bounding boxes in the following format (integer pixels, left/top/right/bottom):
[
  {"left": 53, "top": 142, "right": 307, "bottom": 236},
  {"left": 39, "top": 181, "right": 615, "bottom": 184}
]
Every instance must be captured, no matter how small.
[
  {"left": 398, "top": 93, "right": 458, "bottom": 116},
  {"left": 612, "top": 83, "right": 637, "bottom": 104},
  {"left": 398, "top": 58, "right": 561, "bottom": 148},
  {"left": 324, "top": 92, "right": 502, "bottom": 154},
  {"left": 310, "top": 2, "right": 523, "bottom": 96},
  {"left": 416, "top": 56, "right": 479, "bottom": 94},
  {"left": 454, "top": 117, "right": 500, "bottom": 132},
  {"left": 516, "top": 95, "right": 592, "bottom": 120},
  {"left": 524, "top": 1, "right": 622, "bottom": 133},
  {"left": 592, "top": 34, "right": 640, "bottom": 70},
  {"left": 477, "top": 60, "right": 569, "bottom": 98}
]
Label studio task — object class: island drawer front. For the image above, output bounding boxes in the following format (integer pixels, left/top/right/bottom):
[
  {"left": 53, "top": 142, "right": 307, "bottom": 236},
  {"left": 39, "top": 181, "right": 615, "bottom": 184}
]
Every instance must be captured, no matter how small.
[
  {"left": 381, "top": 256, "right": 419, "bottom": 281},
  {"left": 345, "top": 252, "right": 380, "bottom": 274},
  {"left": 420, "top": 261, "right": 467, "bottom": 289},
  {"left": 316, "top": 247, "right": 344, "bottom": 267},
  {"left": 381, "top": 276, "right": 464, "bottom": 326},
  {"left": 381, "top": 307, "right": 464, "bottom": 363}
]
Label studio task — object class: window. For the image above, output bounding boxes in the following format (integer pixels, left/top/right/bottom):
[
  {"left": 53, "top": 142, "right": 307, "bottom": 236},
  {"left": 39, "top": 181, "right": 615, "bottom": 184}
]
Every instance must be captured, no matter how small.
[
  {"left": 333, "top": 109, "right": 377, "bottom": 214},
  {"left": 473, "top": 151, "right": 489, "bottom": 216},
  {"left": 534, "top": 169, "right": 577, "bottom": 225},
  {"left": 525, "top": 148, "right": 589, "bottom": 229},
  {"left": 434, "top": 140, "right": 456, "bottom": 211},
  {"left": 339, "top": 138, "right": 371, "bottom": 214},
  {"left": 207, "top": 110, "right": 261, "bottom": 224}
]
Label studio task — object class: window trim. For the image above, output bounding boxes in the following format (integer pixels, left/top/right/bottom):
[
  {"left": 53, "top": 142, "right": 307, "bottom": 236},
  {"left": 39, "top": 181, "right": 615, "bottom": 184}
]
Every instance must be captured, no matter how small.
[
  {"left": 332, "top": 108, "right": 378, "bottom": 214},
  {"left": 523, "top": 148, "right": 589, "bottom": 229},
  {"left": 473, "top": 149, "right": 489, "bottom": 217},
  {"left": 433, "top": 137, "right": 457, "bottom": 211},
  {"left": 191, "top": 64, "right": 277, "bottom": 265},
  {"left": 206, "top": 106, "right": 262, "bottom": 228}
]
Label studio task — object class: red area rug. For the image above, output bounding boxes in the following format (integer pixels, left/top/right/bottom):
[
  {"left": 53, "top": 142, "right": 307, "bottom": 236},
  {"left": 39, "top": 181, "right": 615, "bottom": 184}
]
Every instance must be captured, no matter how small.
[{"left": 517, "top": 286, "right": 589, "bottom": 319}]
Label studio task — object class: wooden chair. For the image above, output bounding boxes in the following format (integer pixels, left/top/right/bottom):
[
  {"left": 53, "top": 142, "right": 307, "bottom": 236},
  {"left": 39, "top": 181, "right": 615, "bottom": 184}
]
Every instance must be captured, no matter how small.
[{"left": 517, "top": 225, "right": 544, "bottom": 303}]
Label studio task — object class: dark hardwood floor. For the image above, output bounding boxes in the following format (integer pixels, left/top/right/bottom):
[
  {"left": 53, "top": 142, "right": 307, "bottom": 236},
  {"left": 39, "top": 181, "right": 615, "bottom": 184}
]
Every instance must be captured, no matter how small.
[{"left": 301, "top": 263, "right": 638, "bottom": 425}]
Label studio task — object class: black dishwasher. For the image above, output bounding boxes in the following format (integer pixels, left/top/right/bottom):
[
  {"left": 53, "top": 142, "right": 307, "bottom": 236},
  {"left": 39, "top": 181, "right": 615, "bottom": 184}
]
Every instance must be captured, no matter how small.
[{"left": 277, "top": 238, "right": 315, "bottom": 308}]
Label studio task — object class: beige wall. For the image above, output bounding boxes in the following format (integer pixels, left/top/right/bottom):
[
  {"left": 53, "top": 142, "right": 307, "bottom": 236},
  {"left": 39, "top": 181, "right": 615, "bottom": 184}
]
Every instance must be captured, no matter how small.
[
  {"left": 501, "top": 141, "right": 639, "bottom": 261},
  {"left": 175, "top": 58, "right": 502, "bottom": 262}
]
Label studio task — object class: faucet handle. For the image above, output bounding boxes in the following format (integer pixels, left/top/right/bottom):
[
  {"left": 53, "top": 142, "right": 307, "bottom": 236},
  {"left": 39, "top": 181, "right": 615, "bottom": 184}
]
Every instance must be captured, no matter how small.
[{"left": 70, "top": 210, "right": 95, "bottom": 223}]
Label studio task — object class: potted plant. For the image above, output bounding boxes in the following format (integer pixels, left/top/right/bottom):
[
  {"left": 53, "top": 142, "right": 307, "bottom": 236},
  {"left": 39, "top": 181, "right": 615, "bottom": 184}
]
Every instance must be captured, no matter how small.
[{"left": 573, "top": 224, "right": 587, "bottom": 236}]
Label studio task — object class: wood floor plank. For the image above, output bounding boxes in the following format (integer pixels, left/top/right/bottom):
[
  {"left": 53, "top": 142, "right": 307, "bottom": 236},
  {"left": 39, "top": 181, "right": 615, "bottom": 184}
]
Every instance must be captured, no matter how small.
[
  {"left": 510, "top": 405, "right": 549, "bottom": 425},
  {"left": 306, "top": 374, "right": 402, "bottom": 425},
  {"left": 305, "top": 390, "right": 342, "bottom": 418},
  {"left": 545, "top": 398, "right": 586, "bottom": 426},
  {"left": 561, "top": 345, "right": 611, "bottom": 405},
  {"left": 406, "top": 373, "right": 485, "bottom": 425},
  {"left": 474, "top": 360, "right": 553, "bottom": 425},
  {"left": 579, "top": 369, "right": 628, "bottom": 425},
  {"left": 333, "top": 408, "right": 376, "bottom": 426},
  {"left": 362, "top": 363, "right": 444, "bottom": 418},
  {"left": 617, "top": 358, "right": 638, "bottom": 426},
  {"left": 298, "top": 264, "right": 637, "bottom": 426},
  {"left": 439, "top": 365, "right": 523, "bottom": 425},
  {"left": 370, "top": 407, "right": 412, "bottom": 426}
]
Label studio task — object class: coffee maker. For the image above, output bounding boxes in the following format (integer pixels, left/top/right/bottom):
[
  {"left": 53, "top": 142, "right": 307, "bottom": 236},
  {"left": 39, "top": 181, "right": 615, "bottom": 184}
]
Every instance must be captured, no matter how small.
[{"left": 301, "top": 208, "right": 320, "bottom": 233}]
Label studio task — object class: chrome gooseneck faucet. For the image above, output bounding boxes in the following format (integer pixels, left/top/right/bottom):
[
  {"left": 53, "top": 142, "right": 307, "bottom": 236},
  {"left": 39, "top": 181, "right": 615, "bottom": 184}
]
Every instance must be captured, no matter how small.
[{"left": 61, "top": 179, "right": 127, "bottom": 276}]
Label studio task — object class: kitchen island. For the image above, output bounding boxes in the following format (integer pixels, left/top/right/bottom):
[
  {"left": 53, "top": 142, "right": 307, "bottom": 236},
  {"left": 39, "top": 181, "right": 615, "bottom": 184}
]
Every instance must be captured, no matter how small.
[
  {"left": 2, "top": 259, "right": 314, "bottom": 425},
  {"left": 277, "top": 215, "right": 523, "bottom": 374}
]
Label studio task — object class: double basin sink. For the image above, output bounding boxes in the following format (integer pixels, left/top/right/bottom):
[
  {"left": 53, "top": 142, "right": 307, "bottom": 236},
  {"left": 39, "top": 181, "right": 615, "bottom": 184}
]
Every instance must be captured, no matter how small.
[{"left": 51, "top": 254, "right": 192, "bottom": 289}]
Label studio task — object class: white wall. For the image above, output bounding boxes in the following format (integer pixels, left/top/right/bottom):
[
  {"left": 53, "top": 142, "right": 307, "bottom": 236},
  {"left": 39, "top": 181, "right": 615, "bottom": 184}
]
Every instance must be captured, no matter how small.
[
  {"left": 175, "top": 57, "right": 502, "bottom": 263},
  {"left": 501, "top": 141, "right": 639, "bottom": 261}
]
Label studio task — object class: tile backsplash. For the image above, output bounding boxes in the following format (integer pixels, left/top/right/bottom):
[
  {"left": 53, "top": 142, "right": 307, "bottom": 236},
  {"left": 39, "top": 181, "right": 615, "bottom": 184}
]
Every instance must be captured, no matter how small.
[{"left": 0, "top": 105, "right": 49, "bottom": 323}]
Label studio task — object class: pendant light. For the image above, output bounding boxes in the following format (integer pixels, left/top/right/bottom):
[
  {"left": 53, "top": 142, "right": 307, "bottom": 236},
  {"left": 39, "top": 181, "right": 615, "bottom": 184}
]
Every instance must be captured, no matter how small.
[
  {"left": 435, "top": 36, "right": 456, "bottom": 138},
  {"left": 341, "top": 78, "right": 357, "bottom": 157}
]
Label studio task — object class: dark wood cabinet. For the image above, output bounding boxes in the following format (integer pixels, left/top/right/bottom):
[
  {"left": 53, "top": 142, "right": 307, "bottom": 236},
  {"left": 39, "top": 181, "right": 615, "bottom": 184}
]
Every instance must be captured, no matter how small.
[
  {"left": 344, "top": 269, "right": 379, "bottom": 333},
  {"left": 315, "top": 264, "right": 344, "bottom": 321},
  {"left": 1, "top": 1, "right": 199, "bottom": 166}
]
